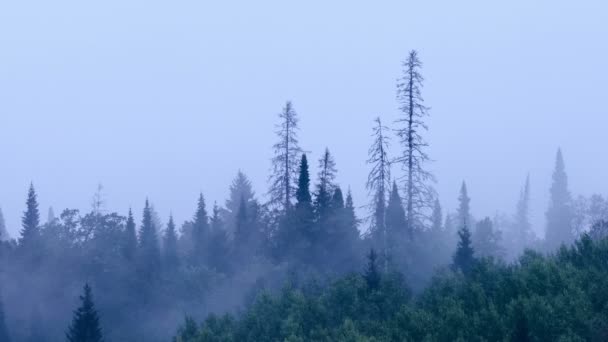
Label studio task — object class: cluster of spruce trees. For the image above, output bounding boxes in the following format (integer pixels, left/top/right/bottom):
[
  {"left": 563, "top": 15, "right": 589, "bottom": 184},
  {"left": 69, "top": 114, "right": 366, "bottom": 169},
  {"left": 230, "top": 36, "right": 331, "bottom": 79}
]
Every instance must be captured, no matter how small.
[{"left": 0, "top": 50, "right": 607, "bottom": 341}]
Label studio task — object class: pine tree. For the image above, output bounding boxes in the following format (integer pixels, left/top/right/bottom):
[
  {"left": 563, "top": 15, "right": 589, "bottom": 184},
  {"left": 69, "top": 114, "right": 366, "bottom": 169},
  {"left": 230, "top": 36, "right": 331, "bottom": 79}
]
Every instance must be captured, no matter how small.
[
  {"left": 545, "top": 149, "right": 574, "bottom": 250},
  {"left": 0, "top": 295, "right": 9, "bottom": 342},
  {"left": 268, "top": 101, "right": 301, "bottom": 211},
  {"left": 192, "top": 193, "right": 209, "bottom": 264},
  {"left": 395, "top": 50, "right": 435, "bottom": 232},
  {"left": 163, "top": 214, "right": 179, "bottom": 269},
  {"left": 123, "top": 208, "right": 137, "bottom": 261},
  {"left": 363, "top": 249, "right": 381, "bottom": 290},
  {"left": 20, "top": 183, "right": 41, "bottom": 249},
  {"left": 66, "top": 283, "right": 103, "bottom": 342},
  {"left": 366, "top": 117, "right": 391, "bottom": 255},
  {"left": 138, "top": 199, "right": 161, "bottom": 276}
]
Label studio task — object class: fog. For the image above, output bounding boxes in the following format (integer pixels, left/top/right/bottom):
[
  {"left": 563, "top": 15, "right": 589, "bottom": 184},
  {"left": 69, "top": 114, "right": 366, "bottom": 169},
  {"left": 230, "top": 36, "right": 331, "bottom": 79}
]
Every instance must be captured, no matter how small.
[
  {"left": 1, "top": 0, "right": 607, "bottom": 238},
  {"left": 1, "top": 1, "right": 608, "bottom": 341}
]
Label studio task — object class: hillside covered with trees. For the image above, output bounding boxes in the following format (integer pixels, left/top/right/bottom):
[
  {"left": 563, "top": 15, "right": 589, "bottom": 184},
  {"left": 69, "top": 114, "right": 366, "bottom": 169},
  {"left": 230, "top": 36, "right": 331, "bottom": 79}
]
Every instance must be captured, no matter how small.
[{"left": 0, "top": 51, "right": 607, "bottom": 341}]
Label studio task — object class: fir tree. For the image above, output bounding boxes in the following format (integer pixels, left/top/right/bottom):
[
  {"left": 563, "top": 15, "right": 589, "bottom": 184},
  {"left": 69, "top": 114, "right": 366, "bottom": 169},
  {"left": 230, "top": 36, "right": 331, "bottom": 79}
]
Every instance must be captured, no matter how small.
[
  {"left": 138, "top": 199, "right": 161, "bottom": 276},
  {"left": 268, "top": 101, "right": 301, "bottom": 211},
  {"left": 163, "top": 214, "right": 179, "bottom": 269},
  {"left": 545, "top": 149, "right": 574, "bottom": 250},
  {"left": 395, "top": 50, "right": 435, "bottom": 232},
  {"left": 123, "top": 208, "right": 137, "bottom": 261},
  {"left": 366, "top": 117, "right": 391, "bottom": 248},
  {"left": 20, "top": 183, "right": 41, "bottom": 249},
  {"left": 66, "top": 283, "right": 103, "bottom": 342}
]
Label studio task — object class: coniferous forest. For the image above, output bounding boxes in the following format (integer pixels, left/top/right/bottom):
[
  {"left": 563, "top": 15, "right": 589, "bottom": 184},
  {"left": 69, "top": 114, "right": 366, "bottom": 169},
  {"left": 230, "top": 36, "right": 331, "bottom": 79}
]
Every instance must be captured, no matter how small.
[{"left": 1, "top": 50, "right": 608, "bottom": 342}]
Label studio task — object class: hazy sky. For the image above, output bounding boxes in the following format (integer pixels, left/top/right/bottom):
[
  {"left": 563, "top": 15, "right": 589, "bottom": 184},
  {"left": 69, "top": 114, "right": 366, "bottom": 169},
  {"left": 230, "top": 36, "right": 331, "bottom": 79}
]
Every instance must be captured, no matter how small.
[{"left": 1, "top": 0, "right": 607, "bottom": 238}]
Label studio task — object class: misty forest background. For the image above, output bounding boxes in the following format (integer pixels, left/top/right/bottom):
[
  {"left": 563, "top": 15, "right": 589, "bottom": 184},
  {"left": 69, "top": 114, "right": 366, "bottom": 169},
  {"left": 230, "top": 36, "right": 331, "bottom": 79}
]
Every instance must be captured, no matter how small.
[{"left": 1, "top": 51, "right": 608, "bottom": 341}]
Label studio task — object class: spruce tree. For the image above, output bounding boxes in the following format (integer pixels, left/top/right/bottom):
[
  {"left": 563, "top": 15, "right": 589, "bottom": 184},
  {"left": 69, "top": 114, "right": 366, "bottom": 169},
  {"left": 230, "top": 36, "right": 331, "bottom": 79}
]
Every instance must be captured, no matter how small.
[
  {"left": 268, "top": 101, "right": 301, "bottom": 211},
  {"left": 138, "top": 199, "right": 161, "bottom": 276},
  {"left": 20, "top": 183, "right": 41, "bottom": 249},
  {"left": 395, "top": 50, "right": 435, "bottom": 232},
  {"left": 123, "top": 208, "right": 137, "bottom": 261},
  {"left": 66, "top": 283, "right": 103, "bottom": 342},
  {"left": 163, "top": 214, "right": 179, "bottom": 269},
  {"left": 366, "top": 117, "right": 391, "bottom": 249},
  {"left": 545, "top": 149, "right": 574, "bottom": 250}
]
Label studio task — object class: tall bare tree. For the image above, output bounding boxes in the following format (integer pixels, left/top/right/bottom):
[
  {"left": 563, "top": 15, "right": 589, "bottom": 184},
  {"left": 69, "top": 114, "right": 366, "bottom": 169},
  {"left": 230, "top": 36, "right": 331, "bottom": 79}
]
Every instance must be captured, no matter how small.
[
  {"left": 366, "top": 117, "right": 391, "bottom": 270},
  {"left": 268, "top": 101, "right": 301, "bottom": 212},
  {"left": 395, "top": 50, "right": 435, "bottom": 233}
]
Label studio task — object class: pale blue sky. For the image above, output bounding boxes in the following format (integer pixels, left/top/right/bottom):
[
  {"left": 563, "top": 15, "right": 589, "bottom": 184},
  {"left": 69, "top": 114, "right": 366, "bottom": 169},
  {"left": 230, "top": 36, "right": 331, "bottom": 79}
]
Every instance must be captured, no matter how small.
[{"left": 1, "top": 0, "right": 607, "bottom": 237}]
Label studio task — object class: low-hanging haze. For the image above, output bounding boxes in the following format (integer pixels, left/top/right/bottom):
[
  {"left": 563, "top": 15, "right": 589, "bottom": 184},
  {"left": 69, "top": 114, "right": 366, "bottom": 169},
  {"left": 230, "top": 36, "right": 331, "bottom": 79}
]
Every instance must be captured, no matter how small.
[{"left": 1, "top": 0, "right": 606, "bottom": 237}]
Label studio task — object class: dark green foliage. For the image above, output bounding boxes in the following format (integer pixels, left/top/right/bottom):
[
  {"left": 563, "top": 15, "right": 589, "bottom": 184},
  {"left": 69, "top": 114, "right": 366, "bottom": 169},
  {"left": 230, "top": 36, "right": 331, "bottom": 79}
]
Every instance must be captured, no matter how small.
[
  {"left": 66, "top": 284, "right": 103, "bottom": 342},
  {"left": 177, "top": 235, "right": 608, "bottom": 341},
  {"left": 385, "top": 182, "right": 406, "bottom": 241},
  {"left": 453, "top": 224, "right": 475, "bottom": 274}
]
